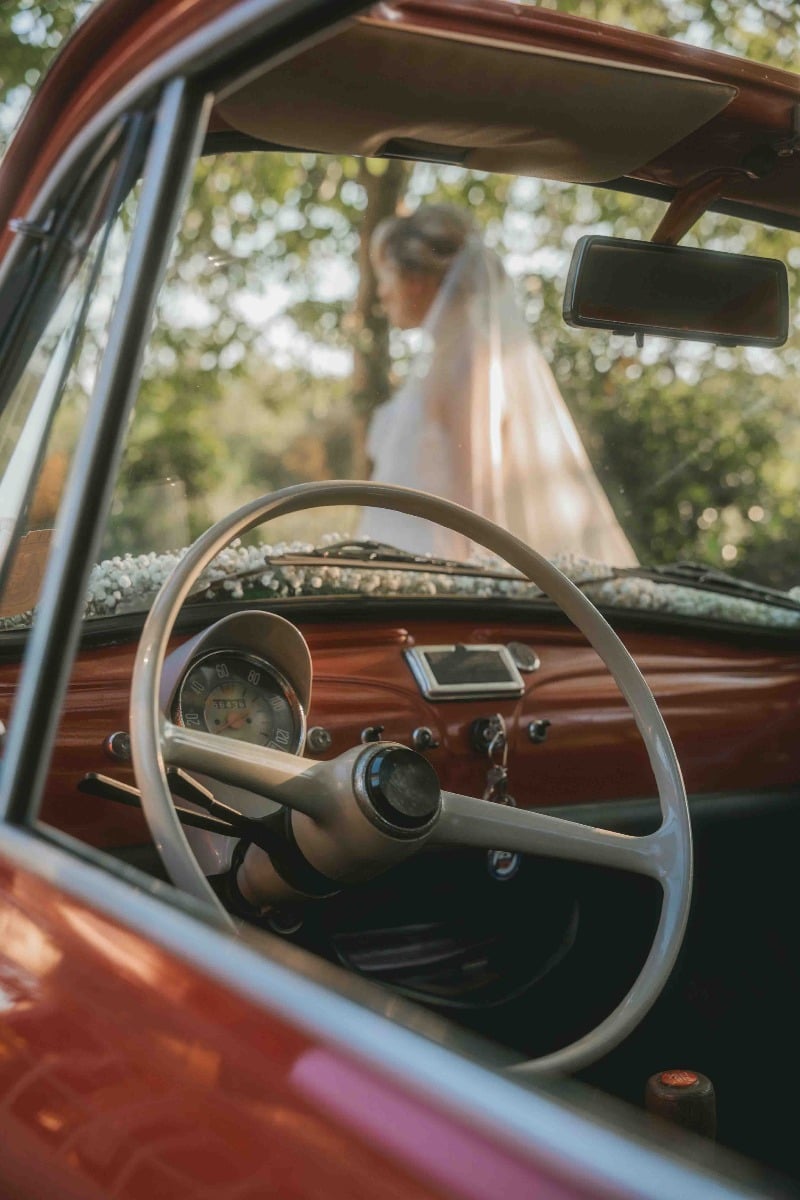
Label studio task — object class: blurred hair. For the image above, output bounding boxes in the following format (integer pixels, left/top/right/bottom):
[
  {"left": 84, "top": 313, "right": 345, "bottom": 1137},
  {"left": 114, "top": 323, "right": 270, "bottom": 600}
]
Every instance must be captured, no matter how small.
[{"left": 371, "top": 204, "right": 476, "bottom": 275}]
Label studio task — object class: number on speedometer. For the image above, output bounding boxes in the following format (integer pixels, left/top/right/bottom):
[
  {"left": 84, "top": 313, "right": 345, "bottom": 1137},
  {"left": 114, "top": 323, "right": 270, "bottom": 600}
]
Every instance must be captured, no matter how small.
[{"left": 174, "top": 651, "right": 303, "bottom": 751}]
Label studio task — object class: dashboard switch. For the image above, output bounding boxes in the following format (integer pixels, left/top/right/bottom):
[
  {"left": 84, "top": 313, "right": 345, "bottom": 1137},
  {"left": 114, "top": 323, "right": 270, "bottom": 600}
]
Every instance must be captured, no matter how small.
[
  {"left": 307, "top": 726, "right": 333, "bottom": 754},
  {"left": 527, "top": 719, "right": 551, "bottom": 744},
  {"left": 412, "top": 726, "right": 440, "bottom": 751},
  {"left": 104, "top": 730, "right": 132, "bottom": 762},
  {"left": 360, "top": 725, "right": 385, "bottom": 743},
  {"left": 471, "top": 716, "right": 506, "bottom": 755}
]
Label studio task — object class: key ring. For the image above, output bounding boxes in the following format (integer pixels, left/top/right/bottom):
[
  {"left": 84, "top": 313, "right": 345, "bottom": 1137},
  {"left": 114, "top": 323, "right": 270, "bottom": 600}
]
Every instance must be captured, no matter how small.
[{"left": 486, "top": 713, "right": 508, "bottom": 768}]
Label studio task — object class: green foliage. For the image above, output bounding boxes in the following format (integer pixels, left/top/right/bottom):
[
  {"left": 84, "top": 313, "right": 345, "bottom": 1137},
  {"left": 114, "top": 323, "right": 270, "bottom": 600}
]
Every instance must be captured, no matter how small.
[
  {"left": 535, "top": 0, "right": 800, "bottom": 69},
  {"left": 401, "top": 164, "right": 800, "bottom": 583},
  {"left": 5, "top": 1, "right": 800, "bottom": 589},
  {"left": 111, "top": 136, "right": 800, "bottom": 584},
  {"left": 0, "top": 2, "right": 92, "bottom": 150}
]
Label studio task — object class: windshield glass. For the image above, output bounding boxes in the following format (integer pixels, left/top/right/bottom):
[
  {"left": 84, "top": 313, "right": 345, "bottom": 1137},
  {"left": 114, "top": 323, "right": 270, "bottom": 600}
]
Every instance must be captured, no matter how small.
[{"left": 7, "top": 144, "right": 800, "bottom": 633}]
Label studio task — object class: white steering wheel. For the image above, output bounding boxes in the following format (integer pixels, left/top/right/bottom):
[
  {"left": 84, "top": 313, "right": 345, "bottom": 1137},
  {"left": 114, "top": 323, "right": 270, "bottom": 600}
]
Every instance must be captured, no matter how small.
[{"left": 131, "top": 481, "right": 691, "bottom": 1076}]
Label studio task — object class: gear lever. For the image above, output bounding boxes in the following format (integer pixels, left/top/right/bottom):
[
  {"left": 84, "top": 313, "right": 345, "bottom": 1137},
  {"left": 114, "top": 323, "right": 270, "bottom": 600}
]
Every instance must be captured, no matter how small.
[{"left": 645, "top": 1070, "right": 717, "bottom": 1140}]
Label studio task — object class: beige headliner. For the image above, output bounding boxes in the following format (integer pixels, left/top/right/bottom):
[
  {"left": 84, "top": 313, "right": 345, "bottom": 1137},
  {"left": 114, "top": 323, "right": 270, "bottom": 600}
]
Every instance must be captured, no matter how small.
[{"left": 218, "top": 20, "right": 737, "bottom": 183}]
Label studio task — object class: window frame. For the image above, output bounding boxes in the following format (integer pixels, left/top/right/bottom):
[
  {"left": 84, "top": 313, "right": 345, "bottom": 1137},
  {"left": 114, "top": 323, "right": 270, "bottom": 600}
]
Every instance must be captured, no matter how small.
[
  {"left": 0, "top": 76, "right": 210, "bottom": 828},
  {"left": 0, "top": 117, "right": 146, "bottom": 405}
]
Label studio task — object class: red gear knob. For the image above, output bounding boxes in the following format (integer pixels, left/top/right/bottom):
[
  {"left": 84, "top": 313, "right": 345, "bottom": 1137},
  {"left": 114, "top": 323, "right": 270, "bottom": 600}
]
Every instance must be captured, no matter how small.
[{"left": 645, "top": 1070, "right": 716, "bottom": 1139}]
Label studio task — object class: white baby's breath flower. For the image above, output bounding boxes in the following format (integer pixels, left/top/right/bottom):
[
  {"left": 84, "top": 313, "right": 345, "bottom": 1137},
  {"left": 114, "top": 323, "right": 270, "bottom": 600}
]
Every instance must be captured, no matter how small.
[{"left": 2, "top": 534, "right": 800, "bottom": 633}]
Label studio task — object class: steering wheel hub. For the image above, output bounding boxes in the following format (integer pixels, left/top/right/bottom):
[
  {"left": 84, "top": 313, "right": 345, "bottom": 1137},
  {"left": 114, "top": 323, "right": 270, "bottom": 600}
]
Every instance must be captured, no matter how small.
[{"left": 357, "top": 744, "right": 441, "bottom": 835}]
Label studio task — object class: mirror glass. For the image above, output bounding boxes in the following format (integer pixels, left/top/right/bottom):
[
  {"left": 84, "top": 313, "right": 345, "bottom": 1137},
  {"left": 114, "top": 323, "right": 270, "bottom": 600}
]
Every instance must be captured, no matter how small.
[{"left": 563, "top": 235, "right": 789, "bottom": 347}]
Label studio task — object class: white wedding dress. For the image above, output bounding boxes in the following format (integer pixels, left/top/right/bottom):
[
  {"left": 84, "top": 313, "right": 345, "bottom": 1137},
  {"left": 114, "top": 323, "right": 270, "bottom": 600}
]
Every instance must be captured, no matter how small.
[{"left": 360, "top": 239, "right": 637, "bottom": 566}]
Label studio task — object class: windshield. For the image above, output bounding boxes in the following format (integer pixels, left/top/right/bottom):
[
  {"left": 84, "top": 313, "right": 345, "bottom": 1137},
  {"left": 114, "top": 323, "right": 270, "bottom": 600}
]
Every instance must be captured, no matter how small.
[{"left": 6, "top": 145, "right": 800, "bottom": 633}]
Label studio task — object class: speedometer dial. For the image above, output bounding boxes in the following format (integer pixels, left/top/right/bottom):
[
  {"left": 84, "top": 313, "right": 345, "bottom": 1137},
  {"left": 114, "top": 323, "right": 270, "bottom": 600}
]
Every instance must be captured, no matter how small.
[{"left": 174, "top": 651, "right": 304, "bottom": 752}]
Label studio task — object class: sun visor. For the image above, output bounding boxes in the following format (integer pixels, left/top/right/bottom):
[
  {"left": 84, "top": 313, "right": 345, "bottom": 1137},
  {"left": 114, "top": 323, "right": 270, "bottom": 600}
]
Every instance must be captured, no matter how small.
[{"left": 217, "top": 22, "right": 737, "bottom": 183}]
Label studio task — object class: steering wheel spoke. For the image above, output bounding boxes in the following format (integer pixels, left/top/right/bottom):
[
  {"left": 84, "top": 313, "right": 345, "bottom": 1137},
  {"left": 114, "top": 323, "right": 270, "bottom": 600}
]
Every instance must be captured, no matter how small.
[
  {"left": 161, "top": 719, "right": 337, "bottom": 821},
  {"left": 433, "top": 790, "right": 666, "bottom": 878}
]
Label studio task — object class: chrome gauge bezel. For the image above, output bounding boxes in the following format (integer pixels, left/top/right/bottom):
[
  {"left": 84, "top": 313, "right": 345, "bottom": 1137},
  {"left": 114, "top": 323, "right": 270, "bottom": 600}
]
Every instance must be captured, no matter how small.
[{"left": 174, "top": 648, "right": 306, "bottom": 754}]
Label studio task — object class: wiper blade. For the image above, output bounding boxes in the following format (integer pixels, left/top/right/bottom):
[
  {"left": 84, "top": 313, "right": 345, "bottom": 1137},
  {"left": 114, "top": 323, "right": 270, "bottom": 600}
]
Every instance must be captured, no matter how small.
[
  {"left": 580, "top": 560, "right": 800, "bottom": 613},
  {"left": 271, "top": 538, "right": 518, "bottom": 576},
  {"left": 288, "top": 538, "right": 434, "bottom": 564},
  {"left": 190, "top": 539, "right": 521, "bottom": 600},
  {"left": 275, "top": 537, "right": 513, "bottom": 568}
]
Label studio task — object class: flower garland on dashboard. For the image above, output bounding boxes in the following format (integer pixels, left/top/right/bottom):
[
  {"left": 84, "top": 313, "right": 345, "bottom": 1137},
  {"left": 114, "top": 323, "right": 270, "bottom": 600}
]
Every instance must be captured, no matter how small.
[{"left": 2, "top": 535, "right": 800, "bottom": 633}]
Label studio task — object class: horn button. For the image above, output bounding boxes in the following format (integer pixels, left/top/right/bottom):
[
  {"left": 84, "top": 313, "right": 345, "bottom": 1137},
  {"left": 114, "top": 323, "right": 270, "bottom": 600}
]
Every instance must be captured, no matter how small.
[{"left": 358, "top": 745, "right": 441, "bottom": 835}]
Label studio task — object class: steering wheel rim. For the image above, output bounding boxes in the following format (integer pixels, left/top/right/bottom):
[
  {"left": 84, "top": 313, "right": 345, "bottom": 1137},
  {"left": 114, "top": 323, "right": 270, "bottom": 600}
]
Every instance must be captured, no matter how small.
[{"left": 131, "top": 480, "right": 691, "bottom": 1076}]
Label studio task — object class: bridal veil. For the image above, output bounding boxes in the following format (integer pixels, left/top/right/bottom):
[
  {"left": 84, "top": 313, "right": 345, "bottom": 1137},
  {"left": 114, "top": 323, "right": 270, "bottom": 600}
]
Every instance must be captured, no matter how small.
[{"left": 361, "top": 237, "right": 638, "bottom": 566}]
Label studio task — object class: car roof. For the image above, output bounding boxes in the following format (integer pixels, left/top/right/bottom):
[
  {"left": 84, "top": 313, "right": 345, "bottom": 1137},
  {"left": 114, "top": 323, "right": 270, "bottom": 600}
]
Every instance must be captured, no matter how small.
[{"left": 1, "top": 0, "right": 799, "bottom": 259}]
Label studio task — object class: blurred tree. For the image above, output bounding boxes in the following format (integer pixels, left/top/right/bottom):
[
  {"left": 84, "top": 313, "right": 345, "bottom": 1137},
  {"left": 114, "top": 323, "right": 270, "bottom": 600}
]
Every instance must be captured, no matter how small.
[
  {"left": 349, "top": 158, "right": 411, "bottom": 474},
  {"left": 116, "top": 137, "right": 800, "bottom": 582},
  {"left": 0, "top": 2, "right": 92, "bottom": 152},
  {"left": 535, "top": 0, "right": 800, "bottom": 70}
]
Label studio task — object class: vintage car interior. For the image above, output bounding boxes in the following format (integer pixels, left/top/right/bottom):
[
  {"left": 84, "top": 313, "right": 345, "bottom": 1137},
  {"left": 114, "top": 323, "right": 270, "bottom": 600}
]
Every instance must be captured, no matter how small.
[{"left": 1, "top": 0, "right": 800, "bottom": 1195}]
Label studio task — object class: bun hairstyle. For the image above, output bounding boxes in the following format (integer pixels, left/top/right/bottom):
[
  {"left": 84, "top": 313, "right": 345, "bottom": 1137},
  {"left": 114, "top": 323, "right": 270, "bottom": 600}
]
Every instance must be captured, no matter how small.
[{"left": 371, "top": 205, "right": 476, "bottom": 276}]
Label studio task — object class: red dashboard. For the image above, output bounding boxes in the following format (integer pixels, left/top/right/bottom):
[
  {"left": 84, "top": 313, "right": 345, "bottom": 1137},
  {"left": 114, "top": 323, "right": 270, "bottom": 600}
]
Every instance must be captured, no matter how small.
[{"left": 3, "top": 613, "right": 798, "bottom": 849}]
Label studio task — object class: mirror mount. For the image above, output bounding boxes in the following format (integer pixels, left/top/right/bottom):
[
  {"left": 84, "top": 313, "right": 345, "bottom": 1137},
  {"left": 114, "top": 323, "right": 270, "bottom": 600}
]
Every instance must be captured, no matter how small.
[
  {"left": 649, "top": 107, "right": 800, "bottom": 249},
  {"left": 650, "top": 166, "right": 760, "bottom": 248}
]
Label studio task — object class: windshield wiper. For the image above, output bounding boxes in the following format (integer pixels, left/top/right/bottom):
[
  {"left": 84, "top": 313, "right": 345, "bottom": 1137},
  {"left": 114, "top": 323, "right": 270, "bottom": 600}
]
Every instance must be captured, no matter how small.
[
  {"left": 289, "top": 538, "right": 438, "bottom": 564},
  {"left": 270, "top": 538, "right": 519, "bottom": 576},
  {"left": 578, "top": 560, "right": 800, "bottom": 613},
  {"left": 188, "top": 538, "right": 523, "bottom": 601},
  {"left": 230, "top": 539, "right": 517, "bottom": 579}
]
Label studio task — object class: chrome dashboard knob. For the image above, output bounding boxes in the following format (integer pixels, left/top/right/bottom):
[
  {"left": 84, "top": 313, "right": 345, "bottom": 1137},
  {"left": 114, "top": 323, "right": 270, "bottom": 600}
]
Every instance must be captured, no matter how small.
[
  {"left": 411, "top": 726, "right": 440, "bottom": 751},
  {"left": 307, "top": 726, "right": 333, "bottom": 754}
]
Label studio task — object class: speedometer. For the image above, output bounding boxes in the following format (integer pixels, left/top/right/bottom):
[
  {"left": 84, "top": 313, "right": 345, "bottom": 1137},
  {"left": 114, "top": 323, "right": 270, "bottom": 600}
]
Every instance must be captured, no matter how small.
[{"left": 174, "top": 650, "right": 304, "bottom": 752}]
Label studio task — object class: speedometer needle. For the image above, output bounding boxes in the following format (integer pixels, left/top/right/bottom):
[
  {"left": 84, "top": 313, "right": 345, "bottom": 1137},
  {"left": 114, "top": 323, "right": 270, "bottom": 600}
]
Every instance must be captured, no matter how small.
[{"left": 217, "top": 711, "right": 249, "bottom": 733}]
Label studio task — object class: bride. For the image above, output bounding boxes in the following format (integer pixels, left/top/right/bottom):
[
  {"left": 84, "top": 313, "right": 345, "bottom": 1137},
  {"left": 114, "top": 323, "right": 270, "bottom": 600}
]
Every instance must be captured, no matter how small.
[{"left": 360, "top": 204, "right": 637, "bottom": 566}]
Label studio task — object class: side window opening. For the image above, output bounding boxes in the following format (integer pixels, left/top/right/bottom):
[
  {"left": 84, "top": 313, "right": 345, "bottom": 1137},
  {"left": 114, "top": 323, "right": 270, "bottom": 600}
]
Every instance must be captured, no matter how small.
[
  {"left": 0, "top": 116, "right": 149, "bottom": 627},
  {"left": 0, "top": 78, "right": 211, "bottom": 898}
]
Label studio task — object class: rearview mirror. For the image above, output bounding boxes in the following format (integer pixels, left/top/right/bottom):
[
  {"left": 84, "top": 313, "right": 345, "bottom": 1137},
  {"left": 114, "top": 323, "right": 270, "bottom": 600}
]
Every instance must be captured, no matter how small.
[{"left": 563, "top": 235, "right": 789, "bottom": 347}]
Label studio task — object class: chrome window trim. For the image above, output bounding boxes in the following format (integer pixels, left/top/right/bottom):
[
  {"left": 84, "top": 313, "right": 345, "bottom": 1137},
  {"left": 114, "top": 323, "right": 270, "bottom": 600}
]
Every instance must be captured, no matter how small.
[{"left": 0, "top": 114, "right": 149, "bottom": 602}]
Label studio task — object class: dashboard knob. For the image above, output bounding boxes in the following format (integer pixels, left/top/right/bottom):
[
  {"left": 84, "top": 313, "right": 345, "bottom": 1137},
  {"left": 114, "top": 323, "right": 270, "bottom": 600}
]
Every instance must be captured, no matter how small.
[
  {"left": 411, "top": 726, "right": 440, "bottom": 751},
  {"left": 507, "top": 641, "right": 541, "bottom": 673},
  {"left": 307, "top": 726, "right": 333, "bottom": 754},
  {"left": 105, "top": 730, "right": 132, "bottom": 762},
  {"left": 363, "top": 746, "right": 440, "bottom": 830},
  {"left": 527, "top": 719, "right": 551, "bottom": 744}
]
